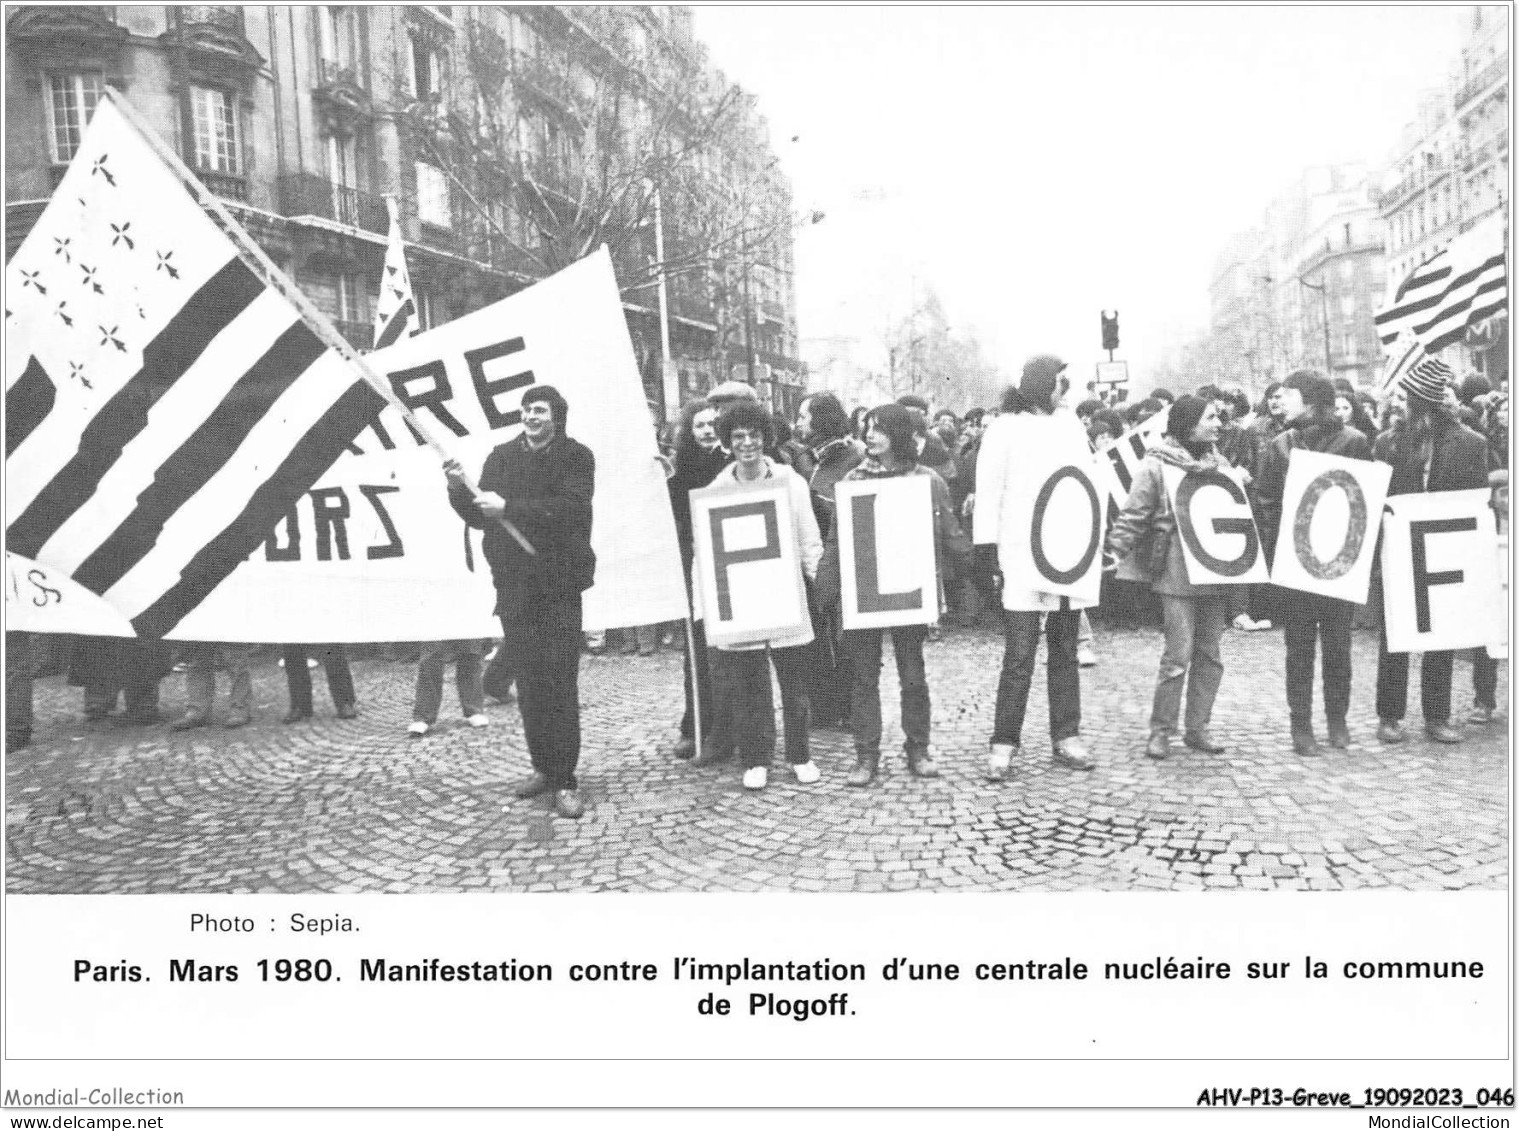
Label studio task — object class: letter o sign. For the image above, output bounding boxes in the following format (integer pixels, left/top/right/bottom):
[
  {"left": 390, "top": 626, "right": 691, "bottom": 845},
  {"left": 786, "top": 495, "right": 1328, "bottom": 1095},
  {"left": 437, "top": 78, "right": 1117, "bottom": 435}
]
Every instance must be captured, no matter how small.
[
  {"left": 1292, "top": 469, "right": 1367, "bottom": 581},
  {"left": 1031, "top": 465, "right": 1101, "bottom": 585}
]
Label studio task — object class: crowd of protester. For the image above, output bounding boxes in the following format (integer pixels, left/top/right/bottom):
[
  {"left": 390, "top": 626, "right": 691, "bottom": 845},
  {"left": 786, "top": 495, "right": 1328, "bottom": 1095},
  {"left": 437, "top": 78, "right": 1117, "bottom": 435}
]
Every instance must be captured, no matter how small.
[{"left": 8, "top": 357, "right": 1508, "bottom": 809}]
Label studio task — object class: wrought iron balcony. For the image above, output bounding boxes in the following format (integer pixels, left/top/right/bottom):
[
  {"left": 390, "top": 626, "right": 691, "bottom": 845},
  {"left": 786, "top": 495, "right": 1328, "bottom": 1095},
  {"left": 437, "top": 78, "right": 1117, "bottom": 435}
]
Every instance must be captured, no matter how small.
[
  {"left": 1456, "top": 55, "right": 1508, "bottom": 110},
  {"left": 198, "top": 168, "right": 248, "bottom": 202},
  {"left": 279, "top": 173, "right": 386, "bottom": 234},
  {"left": 179, "top": 6, "right": 242, "bottom": 33},
  {"left": 510, "top": 49, "right": 590, "bottom": 116}
]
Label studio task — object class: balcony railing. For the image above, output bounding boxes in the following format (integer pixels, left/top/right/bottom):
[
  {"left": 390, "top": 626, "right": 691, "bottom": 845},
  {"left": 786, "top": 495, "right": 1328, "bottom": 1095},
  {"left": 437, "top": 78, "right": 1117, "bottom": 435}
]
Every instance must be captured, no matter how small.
[
  {"left": 760, "top": 298, "right": 787, "bottom": 322},
  {"left": 198, "top": 168, "right": 248, "bottom": 202},
  {"left": 1456, "top": 55, "right": 1508, "bottom": 110},
  {"left": 511, "top": 49, "right": 588, "bottom": 115},
  {"left": 179, "top": 5, "right": 243, "bottom": 32},
  {"left": 279, "top": 173, "right": 386, "bottom": 233},
  {"left": 317, "top": 58, "right": 367, "bottom": 91}
]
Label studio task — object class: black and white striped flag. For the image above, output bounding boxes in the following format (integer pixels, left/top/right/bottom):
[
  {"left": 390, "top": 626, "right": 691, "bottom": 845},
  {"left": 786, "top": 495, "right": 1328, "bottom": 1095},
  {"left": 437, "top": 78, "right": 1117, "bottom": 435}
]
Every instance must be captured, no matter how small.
[
  {"left": 1374, "top": 212, "right": 1508, "bottom": 358},
  {"left": 5, "top": 94, "right": 387, "bottom": 639},
  {"left": 372, "top": 196, "right": 420, "bottom": 350}
]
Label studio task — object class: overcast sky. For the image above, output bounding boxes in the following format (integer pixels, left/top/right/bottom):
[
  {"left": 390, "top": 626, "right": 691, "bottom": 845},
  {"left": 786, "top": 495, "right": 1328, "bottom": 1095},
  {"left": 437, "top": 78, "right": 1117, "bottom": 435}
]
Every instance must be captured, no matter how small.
[{"left": 694, "top": 5, "right": 1473, "bottom": 389}]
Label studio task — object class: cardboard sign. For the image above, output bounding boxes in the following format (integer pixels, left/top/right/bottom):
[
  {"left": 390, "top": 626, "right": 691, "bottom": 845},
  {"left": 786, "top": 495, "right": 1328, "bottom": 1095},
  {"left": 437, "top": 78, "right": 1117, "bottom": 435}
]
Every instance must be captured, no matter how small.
[
  {"left": 1092, "top": 409, "right": 1169, "bottom": 509},
  {"left": 1002, "top": 462, "right": 1106, "bottom": 603},
  {"left": 1381, "top": 489, "right": 1503, "bottom": 653},
  {"left": 689, "top": 478, "right": 810, "bottom": 648},
  {"left": 1161, "top": 463, "right": 1269, "bottom": 585},
  {"left": 1268, "top": 450, "right": 1392, "bottom": 603},
  {"left": 835, "top": 476, "right": 938, "bottom": 630}
]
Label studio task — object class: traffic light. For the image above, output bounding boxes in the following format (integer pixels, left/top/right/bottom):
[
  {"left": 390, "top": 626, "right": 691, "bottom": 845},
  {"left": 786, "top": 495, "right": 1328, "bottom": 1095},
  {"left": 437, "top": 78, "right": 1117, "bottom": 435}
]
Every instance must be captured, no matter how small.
[{"left": 1101, "top": 310, "right": 1120, "bottom": 353}]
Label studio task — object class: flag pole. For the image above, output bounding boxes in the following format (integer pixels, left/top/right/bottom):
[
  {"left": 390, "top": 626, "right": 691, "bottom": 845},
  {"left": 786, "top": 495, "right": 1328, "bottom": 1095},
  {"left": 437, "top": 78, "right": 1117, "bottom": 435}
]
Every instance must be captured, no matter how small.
[{"left": 99, "top": 88, "right": 536, "bottom": 557}]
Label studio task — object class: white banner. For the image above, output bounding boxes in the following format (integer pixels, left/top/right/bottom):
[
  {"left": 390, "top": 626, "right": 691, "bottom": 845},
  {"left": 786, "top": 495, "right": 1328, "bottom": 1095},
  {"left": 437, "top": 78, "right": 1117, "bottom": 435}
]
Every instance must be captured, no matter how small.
[
  {"left": 164, "top": 251, "right": 687, "bottom": 641},
  {"left": 689, "top": 478, "right": 809, "bottom": 648},
  {"left": 836, "top": 476, "right": 938, "bottom": 630},
  {"left": 1381, "top": 489, "right": 1503, "bottom": 654},
  {"left": 1267, "top": 450, "right": 1392, "bottom": 603},
  {"left": 4, "top": 552, "right": 135, "bottom": 637},
  {"left": 1160, "top": 463, "right": 1269, "bottom": 586},
  {"left": 1489, "top": 533, "right": 1509, "bottom": 660}
]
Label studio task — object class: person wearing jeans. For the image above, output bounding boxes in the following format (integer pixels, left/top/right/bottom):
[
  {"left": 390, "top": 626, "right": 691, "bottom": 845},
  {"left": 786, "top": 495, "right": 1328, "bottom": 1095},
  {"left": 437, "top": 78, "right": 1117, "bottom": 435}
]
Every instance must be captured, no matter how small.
[
  {"left": 408, "top": 640, "right": 487, "bottom": 735},
  {"left": 172, "top": 642, "right": 254, "bottom": 730},
  {"left": 975, "top": 355, "right": 1098, "bottom": 781},
  {"left": 817, "top": 404, "right": 962, "bottom": 787}
]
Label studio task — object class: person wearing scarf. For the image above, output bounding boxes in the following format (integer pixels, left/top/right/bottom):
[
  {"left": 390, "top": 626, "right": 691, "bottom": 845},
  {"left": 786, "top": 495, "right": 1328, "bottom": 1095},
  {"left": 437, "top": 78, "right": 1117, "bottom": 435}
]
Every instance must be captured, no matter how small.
[
  {"left": 1106, "top": 395, "right": 1236, "bottom": 760},
  {"left": 1369, "top": 359, "right": 1492, "bottom": 745},
  {"left": 1255, "top": 370, "right": 1373, "bottom": 757}
]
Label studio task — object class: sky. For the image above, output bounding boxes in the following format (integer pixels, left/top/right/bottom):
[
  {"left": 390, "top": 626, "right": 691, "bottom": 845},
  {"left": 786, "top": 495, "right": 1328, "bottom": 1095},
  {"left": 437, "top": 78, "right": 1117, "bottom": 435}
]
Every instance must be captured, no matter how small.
[{"left": 693, "top": 5, "right": 1473, "bottom": 392}]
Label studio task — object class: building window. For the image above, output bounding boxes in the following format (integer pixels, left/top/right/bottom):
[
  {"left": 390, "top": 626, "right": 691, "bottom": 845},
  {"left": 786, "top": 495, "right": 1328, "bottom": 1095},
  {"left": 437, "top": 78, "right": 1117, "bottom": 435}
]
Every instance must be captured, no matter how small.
[
  {"left": 415, "top": 161, "right": 451, "bottom": 228},
  {"left": 319, "top": 5, "right": 362, "bottom": 73},
  {"left": 409, "top": 34, "right": 444, "bottom": 98},
  {"left": 191, "top": 86, "right": 240, "bottom": 174},
  {"left": 46, "top": 72, "right": 104, "bottom": 164}
]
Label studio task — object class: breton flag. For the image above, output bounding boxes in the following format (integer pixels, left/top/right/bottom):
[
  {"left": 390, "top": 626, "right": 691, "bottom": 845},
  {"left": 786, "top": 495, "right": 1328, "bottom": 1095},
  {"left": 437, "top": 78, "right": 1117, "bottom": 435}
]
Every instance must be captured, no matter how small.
[
  {"left": 4, "top": 92, "right": 387, "bottom": 640},
  {"left": 1374, "top": 212, "right": 1508, "bottom": 358},
  {"left": 372, "top": 196, "right": 421, "bottom": 350}
]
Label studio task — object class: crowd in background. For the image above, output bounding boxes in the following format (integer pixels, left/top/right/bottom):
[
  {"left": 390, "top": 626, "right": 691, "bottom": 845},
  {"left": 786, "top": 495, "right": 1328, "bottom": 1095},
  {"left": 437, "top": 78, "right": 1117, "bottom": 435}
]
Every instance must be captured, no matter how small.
[{"left": 8, "top": 358, "right": 1509, "bottom": 796}]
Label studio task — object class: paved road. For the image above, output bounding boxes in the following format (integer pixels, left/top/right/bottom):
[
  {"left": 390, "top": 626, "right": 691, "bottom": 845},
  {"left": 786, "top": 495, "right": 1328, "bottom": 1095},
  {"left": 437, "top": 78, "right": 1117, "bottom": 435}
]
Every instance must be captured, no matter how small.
[{"left": 4, "top": 624, "right": 1507, "bottom": 892}]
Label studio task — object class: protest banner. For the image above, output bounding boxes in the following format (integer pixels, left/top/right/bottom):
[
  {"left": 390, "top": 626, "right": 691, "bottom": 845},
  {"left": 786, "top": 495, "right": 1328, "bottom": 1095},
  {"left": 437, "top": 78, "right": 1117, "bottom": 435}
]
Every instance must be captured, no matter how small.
[
  {"left": 836, "top": 476, "right": 938, "bottom": 630},
  {"left": 1267, "top": 450, "right": 1392, "bottom": 602},
  {"left": 689, "top": 478, "right": 810, "bottom": 648},
  {"left": 4, "top": 553, "right": 135, "bottom": 637},
  {"left": 168, "top": 250, "right": 687, "bottom": 641},
  {"left": 1380, "top": 489, "right": 1503, "bottom": 653},
  {"left": 1160, "top": 463, "right": 1269, "bottom": 585}
]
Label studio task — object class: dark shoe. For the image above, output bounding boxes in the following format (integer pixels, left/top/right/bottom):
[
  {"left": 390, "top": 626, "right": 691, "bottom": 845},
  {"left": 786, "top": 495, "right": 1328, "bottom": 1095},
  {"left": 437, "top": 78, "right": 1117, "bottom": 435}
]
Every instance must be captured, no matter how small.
[
  {"left": 282, "top": 709, "right": 313, "bottom": 724},
  {"left": 336, "top": 703, "right": 358, "bottom": 720},
  {"left": 1146, "top": 731, "right": 1173, "bottom": 760},
  {"left": 905, "top": 745, "right": 940, "bottom": 778},
  {"left": 514, "top": 772, "right": 554, "bottom": 800},
  {"left": 672, "top": 737, "right": 696, "bottom": 760},
  {"left": 223, "top": 712, "right": 249, "bottom": 729},
  {"left": 1183, "top": 730, "right": 1226, "bottom": 754},
  {"left": 1424, "top": 722, "right": 1463, "bottom": 744},
  {"left": 1291, "top": 730, "right": 1320, "bottom": 757},
  {"left": 1377, "top": 719, "right": 1407, "bottom": 744},
  {"left": 552, "top": 789, "right": 585, "bottom": 819},
  {"left": 124, "top": 709, "right": 161, "bottom": 726},
  {"left": 845, "top": 753, "right": 879, "bottom": 787},
  {"left": 690, "top": 739, "right": 732, "bottom": 768},
  {"left": 1326, "top": 720, "right": 1351, "bottom": 749},
  {"left": 171, "top": 714, "right": 208, "bottom": 732},
  {"left": 83, "top": 705, "right": 111, "bottom": 722},
  {"left": 1468, "top": 704, "right": 1498, "bottom": 725},
  {"left": 1052, "top": 736, "right": 1095, "bottom": 771}
]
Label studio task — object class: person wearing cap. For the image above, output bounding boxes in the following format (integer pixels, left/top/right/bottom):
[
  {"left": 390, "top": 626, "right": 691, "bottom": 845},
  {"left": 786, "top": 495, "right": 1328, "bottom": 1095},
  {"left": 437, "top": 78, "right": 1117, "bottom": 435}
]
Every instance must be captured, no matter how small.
[
  {"left": 1255, "top": 369, "right": 1373, "bottom": 758},
  {"left": 1370, "top": 358, "right": 1492, "bottom": 745},
  {"left": 446, "top": 384, "right": 596, "bottom": 819},
  {"left": 975, "top": 355, "right": 1098, "bottom": 781},
  {"left": 1104, "top": 395, "right": 1237, "bottom": 760},
  {"left": 816, "top": 404, "right": 964, "bottom": 786}
]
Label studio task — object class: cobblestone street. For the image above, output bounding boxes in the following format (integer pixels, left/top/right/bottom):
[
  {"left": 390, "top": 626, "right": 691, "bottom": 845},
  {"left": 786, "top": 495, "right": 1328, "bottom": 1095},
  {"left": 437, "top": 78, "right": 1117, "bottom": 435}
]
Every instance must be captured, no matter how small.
[{"left": 5, "top": 623, "right": 1508, "bottom": 893}]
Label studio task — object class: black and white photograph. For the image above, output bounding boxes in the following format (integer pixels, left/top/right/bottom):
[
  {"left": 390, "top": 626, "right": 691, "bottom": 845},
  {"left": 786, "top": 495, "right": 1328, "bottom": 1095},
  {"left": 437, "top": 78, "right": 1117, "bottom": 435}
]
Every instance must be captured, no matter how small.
[{"left": 1, "top": 2, "right": 1511, "bottom": 1118}]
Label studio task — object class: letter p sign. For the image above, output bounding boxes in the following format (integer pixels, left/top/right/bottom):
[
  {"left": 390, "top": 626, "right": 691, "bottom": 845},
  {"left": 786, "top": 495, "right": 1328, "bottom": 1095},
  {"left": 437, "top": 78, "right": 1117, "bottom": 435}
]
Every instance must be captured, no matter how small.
[{"left": 707, "top": 501, "right": 780, "bottom": 622}]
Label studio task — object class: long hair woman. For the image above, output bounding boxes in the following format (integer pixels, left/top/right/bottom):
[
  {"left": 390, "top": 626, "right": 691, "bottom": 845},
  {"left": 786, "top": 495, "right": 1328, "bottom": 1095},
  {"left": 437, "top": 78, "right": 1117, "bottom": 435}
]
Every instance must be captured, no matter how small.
[{"left": 1104, "top": 394, "right": 1236, "bottom": 760}]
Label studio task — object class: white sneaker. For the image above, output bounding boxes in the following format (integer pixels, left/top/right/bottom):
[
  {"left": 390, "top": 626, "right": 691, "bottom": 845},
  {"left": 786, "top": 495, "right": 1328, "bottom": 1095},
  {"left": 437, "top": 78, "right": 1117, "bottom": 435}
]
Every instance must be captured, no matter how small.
[
  {"left": 1077, "top": 645, "right": 1097, "bottom": 667},
  {"left": 1253, "top": 619, "right": 1273, "bottom": 631},
  {"left": 743, "top": 766, "right": 768, "bottom": 790},
  {"left": 466, "top": 713, "right": 490, "bottom": 728},
  {"left": 986, "top": 744, "right": 1014, "bottom": 782},
  {"left": 791, "top": 761, "right": 820, "bottom": 784},
  {"left": 1232, "top": 614, "right": 1254, "bottom": 631},
  {"left": 407, "top": 721, "right": 430, "bottom": 737}
]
